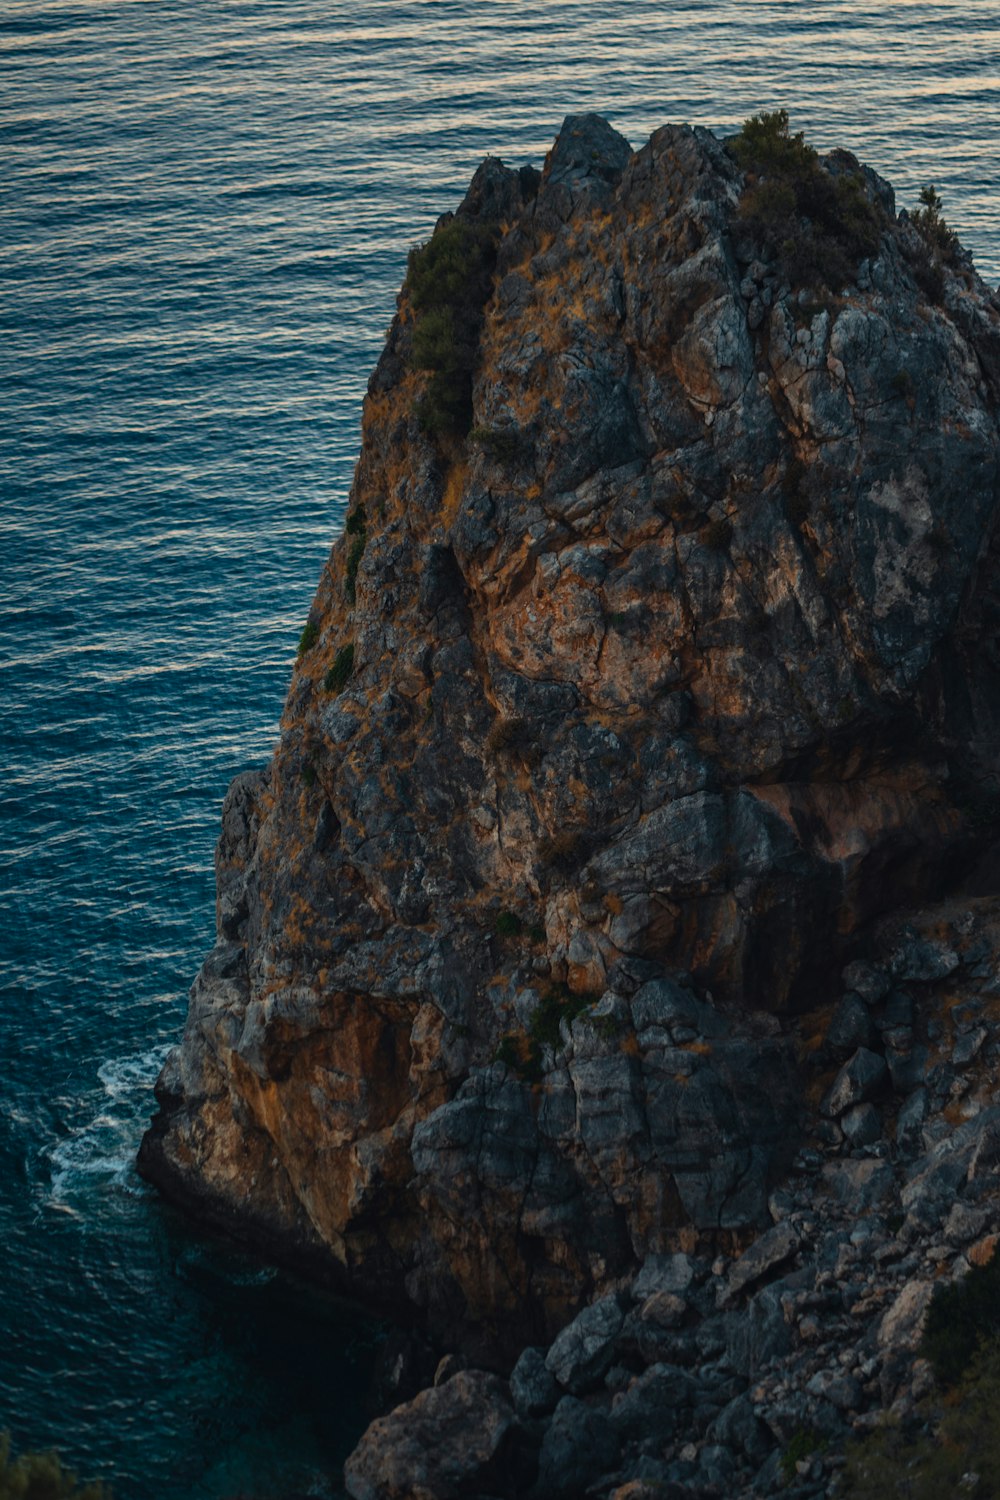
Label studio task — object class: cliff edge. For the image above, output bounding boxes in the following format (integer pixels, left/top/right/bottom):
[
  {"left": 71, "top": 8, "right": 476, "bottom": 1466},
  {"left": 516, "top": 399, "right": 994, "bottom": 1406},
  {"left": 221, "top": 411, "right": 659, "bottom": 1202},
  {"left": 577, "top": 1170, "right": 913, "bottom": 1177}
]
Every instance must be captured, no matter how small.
[{"left": 140, "top": 113, "right": 1000, "bottom": 1434}]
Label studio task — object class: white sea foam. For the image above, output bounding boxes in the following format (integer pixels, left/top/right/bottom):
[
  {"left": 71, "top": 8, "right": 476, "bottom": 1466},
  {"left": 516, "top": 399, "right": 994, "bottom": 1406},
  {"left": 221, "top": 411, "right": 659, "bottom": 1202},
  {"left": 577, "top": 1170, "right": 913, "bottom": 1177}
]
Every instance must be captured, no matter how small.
[{"left": 47, "top": 1045, "right": 171, "bottom": 1200}]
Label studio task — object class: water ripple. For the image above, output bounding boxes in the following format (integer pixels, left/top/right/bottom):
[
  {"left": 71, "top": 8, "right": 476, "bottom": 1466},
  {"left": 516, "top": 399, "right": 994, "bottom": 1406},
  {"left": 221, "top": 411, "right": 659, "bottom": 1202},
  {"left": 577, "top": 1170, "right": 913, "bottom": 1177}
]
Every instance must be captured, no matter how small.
[{"left": 2, "top": 1, "right": 999, "bottom": 1495}]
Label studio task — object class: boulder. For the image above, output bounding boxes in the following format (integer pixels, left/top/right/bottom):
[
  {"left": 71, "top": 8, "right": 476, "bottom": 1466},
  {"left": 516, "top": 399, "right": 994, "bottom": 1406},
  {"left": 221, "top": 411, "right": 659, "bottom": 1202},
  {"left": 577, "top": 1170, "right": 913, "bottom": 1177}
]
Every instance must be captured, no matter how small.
[
  {"left": 511, "top": 1346, "right": 560, "bottom": 1417},
  {"left": 877, "top": 1280, "right": 934, "bottom": 1353},
  {"left": 533, "top": 1395, "right": 621, "bottom": 1500},
  {"left": 546, "top": 1294, "right": 627, "bottom": 1394},
  {"left": 343, "top": 1370, "right": 515, "bottom": 1500},
  {"left": 823, "top": 1048, "right": 888, "bottom": 1116}
]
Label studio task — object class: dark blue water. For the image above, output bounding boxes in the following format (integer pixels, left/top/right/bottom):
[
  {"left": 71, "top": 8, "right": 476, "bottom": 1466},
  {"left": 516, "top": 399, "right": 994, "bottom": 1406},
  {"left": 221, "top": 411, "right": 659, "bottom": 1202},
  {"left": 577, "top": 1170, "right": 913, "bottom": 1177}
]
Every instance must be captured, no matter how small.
[{"left": 3, "top": 2, "right": 1000, "bottom": 1494}]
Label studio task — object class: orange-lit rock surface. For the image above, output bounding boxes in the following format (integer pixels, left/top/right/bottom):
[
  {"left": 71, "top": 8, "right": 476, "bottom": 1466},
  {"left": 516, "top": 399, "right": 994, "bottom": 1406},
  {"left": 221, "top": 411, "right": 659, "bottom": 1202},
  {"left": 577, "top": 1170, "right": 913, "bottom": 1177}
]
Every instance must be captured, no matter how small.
[{"left": 140, "top": 115, "right": 1000, "bottom": 1364}]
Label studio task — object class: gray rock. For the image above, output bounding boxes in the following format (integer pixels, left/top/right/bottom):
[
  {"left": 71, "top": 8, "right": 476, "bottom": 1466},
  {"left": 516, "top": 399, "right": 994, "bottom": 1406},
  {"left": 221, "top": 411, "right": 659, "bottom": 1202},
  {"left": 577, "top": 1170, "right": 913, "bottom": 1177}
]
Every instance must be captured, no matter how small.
[
  {"left": 533, "top": 1394, "right": 621, "bottom": 1499},
  {"left": 943, "top": 1201, "right": 989, "bottom": 1245},
  {"left": 633, "top": 1251, "right": 697, "bottom": 1300},
  {"left": 823, "top": 1048, "right": 888, "bottom": 1116},
  {"left": 953, "top": 1026, "right": 988, "bottom": 1066},
  {"left": 343, "top": 1370, "right": 515, "bottom": 1500},
  {"left": 630, "top": 976, "right": 725, "bottom": 1044},
  {"left": 886, "top": 1041, "right": 930, "bottom": 1094},
  {"left": 726, "top": 1284, "right": 793, "bottom": 1376},
  {"left": 841, "top": 1102, "right": 882, "bottom": 1147},
  {"left": 821, "top": 1157, "right": 896, "bottom": 1211},
  {"left": 709, "top": 1392, "right": 774, "bottom": 1465},
  {"left": 842, "top": 961, "right": 891, "bottom": 1005},
  {"left": 888, "top": 935, "right": 960, "bottom": 982},
  {"left": 877, "top": 1279, "right": 934, "bottom": 1353},
  {"left": 638, "top": 1291, "right": 688, "bottom": 1328},
  {"left": 724, "top": 1221, "right": 802, "bottom": 1302},
  {"left": 896, "top": 1087, "right": 928, "bottom": 1154},
  {"left": 510, "top": 1345, "right": 560, "bottom": 1417},
  {"left": 609, "top": 1362, "right": 694, "bottom": 1442},
  {"left": 144, "top": 113, "right": 1000, "bottom": 1376},
  {"left": 806, "top": 1367, "right": 863, "bottom": 1413},
  {"left": 880, "top": 988, "right": 915, "bottom": 1030},
  {"left": 827, "top": 995, "right": 877, "bottom": 1055},
  {"left": 698, "top": 1442, "right": 737, "bottom": 1486},
  {"left": 545, "top": 1292, "right": 626, "bottom": 1394}
]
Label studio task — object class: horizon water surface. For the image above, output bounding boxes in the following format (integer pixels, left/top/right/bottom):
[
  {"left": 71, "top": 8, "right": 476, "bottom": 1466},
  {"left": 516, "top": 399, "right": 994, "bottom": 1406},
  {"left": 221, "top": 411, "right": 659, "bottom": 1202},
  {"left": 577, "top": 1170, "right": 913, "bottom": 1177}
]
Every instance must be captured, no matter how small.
[{"left": 3, "top": 2, "right": 1000, "bottom": 1495}]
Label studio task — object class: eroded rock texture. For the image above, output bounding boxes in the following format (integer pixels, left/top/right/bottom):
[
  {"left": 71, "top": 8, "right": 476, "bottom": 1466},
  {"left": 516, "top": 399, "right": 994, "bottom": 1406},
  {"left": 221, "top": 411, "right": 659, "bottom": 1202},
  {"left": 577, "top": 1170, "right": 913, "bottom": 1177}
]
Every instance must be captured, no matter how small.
[{"left": 140, "top": 114, "right": 1000, "bottom": 1362}]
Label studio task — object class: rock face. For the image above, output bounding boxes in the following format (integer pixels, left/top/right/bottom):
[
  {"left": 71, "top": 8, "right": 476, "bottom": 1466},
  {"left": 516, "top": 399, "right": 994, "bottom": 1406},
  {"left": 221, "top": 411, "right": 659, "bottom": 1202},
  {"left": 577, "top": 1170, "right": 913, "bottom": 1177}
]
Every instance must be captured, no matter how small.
[
  {"left": 342, "top": 897, "right": 1000, "bottom": 1497},
  {"left": 140, "top": 111, "right": 1000, "bottom": 1372}
]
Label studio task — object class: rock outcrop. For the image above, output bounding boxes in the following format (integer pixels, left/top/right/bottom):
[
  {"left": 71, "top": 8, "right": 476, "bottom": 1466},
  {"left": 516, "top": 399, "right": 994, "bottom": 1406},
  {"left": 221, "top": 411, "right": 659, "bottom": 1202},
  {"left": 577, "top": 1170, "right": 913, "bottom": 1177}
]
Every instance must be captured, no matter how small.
[
  {"left": 140, "top": 110, "right": 1000, "bottom": 1483},
  {"left": 338, "top": 897, "right": 1000, "bottom": 1498}
]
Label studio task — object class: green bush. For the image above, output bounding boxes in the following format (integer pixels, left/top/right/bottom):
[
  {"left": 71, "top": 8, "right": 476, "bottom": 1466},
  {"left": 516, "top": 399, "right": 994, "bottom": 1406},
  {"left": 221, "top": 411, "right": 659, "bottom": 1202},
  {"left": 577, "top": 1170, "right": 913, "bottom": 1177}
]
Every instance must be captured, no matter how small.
[
  {"left": 324, "top": 642, "right": 355, "bottom": 695},
  {"left": 469, "top": 425, "right": 523, "bottom": 463},
  {"left": 297, "top": 620, "right": 319, "bottom": 657},
  {"left": 844, "top": 1339, "right": 1000, "bottom": 1499},
  {"left": 342, "top": 504, "right": 368, "bottom": 605},
  {"left": 781, "top": 1428, "right": 826, "bottom": 1484},
  {"left": 729, "top": 109, "right": 884, "bottom": 291},
  {"left": 905, "top": 184, "right": 958, "bottom": 306},
  {"left": 345, "top": 532, "right": 366, "bottom": 605},
  {"left": 0, "top": 1435, "right": 108, "bottom": 1499},
  {"left": 495, "top": 986, "right": 598, "bottom": 1083},
  {"left": 920, "top": 1249, "right": 1000, "bottom": 1387},
  {"left": 912, "top": 185, "right": 958, "bottom": 263},
  {"left": 529, "top": 985, "right": 595, "bottom": 1050},
  {"left": 406, "top": 217, "right": 500, "bottom": 439}
]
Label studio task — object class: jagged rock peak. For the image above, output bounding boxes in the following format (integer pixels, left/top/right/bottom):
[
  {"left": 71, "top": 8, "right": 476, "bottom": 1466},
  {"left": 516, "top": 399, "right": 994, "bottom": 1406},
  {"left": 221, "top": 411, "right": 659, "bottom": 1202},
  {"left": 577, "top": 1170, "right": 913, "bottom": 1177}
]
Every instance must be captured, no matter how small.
[{"left": 140, "top": 113, "right": 1000, "bottom": 1368}]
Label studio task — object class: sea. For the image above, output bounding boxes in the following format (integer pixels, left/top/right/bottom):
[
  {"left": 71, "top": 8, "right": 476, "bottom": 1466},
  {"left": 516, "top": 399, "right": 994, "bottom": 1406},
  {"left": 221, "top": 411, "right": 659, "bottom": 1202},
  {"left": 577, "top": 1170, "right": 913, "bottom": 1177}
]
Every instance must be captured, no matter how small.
[{"left": 2, "top": 2, "right": 1000, "bottom": 1495}]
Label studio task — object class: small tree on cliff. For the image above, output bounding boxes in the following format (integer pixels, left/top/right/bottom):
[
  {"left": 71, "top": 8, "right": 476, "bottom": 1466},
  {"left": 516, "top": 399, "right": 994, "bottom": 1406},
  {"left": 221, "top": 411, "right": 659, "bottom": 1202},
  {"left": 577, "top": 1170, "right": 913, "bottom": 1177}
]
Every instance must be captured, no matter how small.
[{"left": 729, "top": 109, "right": 884, "bottom": 291}]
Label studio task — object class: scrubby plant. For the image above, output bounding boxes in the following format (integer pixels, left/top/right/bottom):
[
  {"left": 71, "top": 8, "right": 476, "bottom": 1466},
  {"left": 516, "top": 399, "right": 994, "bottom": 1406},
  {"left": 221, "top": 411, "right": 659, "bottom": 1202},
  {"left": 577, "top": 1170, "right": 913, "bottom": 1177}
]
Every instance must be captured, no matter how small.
[
  {"left": 343, "top": 504, "right": 368, "bottom": 604},
  {"left": 297, "top": 620, "right": 319, "bottom": 657},
  {"left": 495, "top": 909, "right": 523, "bottom": 938},
  {"left": 920, "top": 1247, "right": 1000, "bottom": 1387},
  {"left": 912, "top": 184, "right": 959, "bottom": 263},
  {"left": 345, "top": 534, "right": 366, "bottom": 604},
  {"left": 324, "top": 642, "right": 355, "bottom": 694},
  {"left": 529, "top": 985, "right": 594, "bottom": 1051},
  {"left": 905, "top": 184, "right": 959, "bottom": 304},
  {"left": 406, "top": 217, "right": 500, "bottom": 439},
  {"left": 729, "top": 109, "right": 884, "bottom": 291},
  {"left": 469, "top": 425, "right": 523, "bottom": 462},
  {"left": 844, "top": 1339, "right": 1000, "bottom": 1498},
  {"left": 0, "top": 1435, "right": 108, "bottom": 1499},
  {"left": 781, "top": 1427, "right": 826, "bottom": 1484},
  {"left": 495, "top": 986, "right": 599, "bottom": 1083}
]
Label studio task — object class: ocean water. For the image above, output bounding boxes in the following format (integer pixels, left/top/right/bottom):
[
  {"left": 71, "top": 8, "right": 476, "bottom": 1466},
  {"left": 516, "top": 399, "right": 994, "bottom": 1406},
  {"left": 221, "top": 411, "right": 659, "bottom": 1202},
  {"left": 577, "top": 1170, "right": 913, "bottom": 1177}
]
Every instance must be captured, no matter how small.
[{"left": 2, "top": 2, "right": 1000, "bottom": 1495}]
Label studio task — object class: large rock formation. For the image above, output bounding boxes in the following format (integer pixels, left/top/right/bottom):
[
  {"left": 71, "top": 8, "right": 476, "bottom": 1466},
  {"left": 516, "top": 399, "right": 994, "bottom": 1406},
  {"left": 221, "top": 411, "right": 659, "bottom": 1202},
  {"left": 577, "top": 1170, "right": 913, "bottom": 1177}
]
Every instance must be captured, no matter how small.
[{"left": 140, "top": 113, "right": 1000, "bottom": 1374}]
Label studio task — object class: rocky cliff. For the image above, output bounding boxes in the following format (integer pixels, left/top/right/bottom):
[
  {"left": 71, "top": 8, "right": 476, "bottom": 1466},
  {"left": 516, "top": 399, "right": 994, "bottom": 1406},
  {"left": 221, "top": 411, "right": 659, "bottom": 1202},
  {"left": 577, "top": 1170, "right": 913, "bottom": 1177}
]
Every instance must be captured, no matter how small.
[{"left": 141, "top": 112, "right": 1000, "bottom": 1493}]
